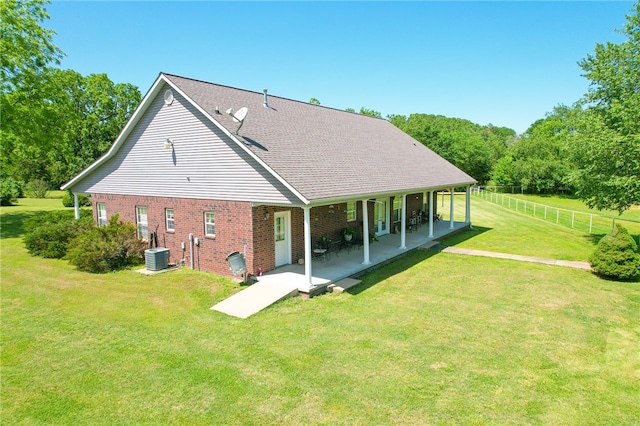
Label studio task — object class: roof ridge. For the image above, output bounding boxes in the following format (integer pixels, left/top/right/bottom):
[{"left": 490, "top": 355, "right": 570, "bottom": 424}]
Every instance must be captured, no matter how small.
[
  {"left": 161, "top": 72, "right": 264, "bottom": 98},
  {"left": 160, "top": 72, "right": 386, "bottom": 120}
]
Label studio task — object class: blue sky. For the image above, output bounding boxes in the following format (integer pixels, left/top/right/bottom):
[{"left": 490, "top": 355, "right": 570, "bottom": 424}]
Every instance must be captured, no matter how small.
[{"left": 47, "top": 1, "right": 633, "bottom": 133}]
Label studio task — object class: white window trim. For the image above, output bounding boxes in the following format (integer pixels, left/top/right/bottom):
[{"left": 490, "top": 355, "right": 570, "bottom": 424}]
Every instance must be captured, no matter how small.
[
  {"left": 346, "top": 201, "right": 357, "bottom": 222},
  {"left": 204, "top": 212, "right": 215, "bottom": 237},
  {"left": 136, "top": 206, "right": 148, "bottom": 240},
  {"left": 165, "top": 208, "right": 175, "bottom": 232},
  {"left": 97, "top": 203, "right": 107, "bottom": 227}
]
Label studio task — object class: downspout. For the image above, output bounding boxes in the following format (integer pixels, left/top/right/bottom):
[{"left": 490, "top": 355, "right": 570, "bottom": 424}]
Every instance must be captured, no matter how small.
[{"left": 188, "top": 233, "right": 194, "bottom": 269}]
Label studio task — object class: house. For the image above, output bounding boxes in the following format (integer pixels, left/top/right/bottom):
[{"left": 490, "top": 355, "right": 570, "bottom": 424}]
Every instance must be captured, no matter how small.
[{"left": 62, "top": 73, "right": 476, "bottom": 289}]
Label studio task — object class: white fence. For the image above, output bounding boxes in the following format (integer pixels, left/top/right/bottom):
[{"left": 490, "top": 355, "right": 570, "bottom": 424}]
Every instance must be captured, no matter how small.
[{"left": 471, "top": 187, "right": 640, "bottom": 242}]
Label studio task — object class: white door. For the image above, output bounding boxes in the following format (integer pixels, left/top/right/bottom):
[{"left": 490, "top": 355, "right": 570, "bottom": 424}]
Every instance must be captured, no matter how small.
[
  {"left": 274, "top": 211, "right": 291, "bottom": 267},
  {"left": 373, "top": 198, "right": 389, "bottom": 236}
]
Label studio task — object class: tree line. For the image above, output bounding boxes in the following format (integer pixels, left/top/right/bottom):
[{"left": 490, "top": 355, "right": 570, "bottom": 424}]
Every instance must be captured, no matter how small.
[
  {"left": 2, "top": 0, "right": 638, "bottom": 214},
  {"left": 1, "top": 0, "right": 141, "bottom": 201}
]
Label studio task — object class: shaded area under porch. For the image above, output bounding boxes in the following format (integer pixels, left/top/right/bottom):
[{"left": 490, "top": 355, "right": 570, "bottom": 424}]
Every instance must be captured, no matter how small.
[{"left": 259, "top": 220, "right": 470, "bottom": 292}]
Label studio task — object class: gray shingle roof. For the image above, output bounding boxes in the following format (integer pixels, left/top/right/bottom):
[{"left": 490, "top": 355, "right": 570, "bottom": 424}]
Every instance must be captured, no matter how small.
[{"left": 164, "top": 73, "right": 475, "bottom": 202}]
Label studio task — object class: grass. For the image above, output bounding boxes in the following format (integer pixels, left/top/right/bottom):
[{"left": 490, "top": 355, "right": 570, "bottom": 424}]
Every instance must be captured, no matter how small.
[
  {"left": 466, "top": 191, "right": 640, "bottom": 241},
  {"left": 439, "top": 195, "right": 599, "bottom": 261},
  {"left": 2, "top": 195, "right": 639, "bottom": 425},
  {"left": 506, "top": 193, "right": 640, "bottom": 221}
]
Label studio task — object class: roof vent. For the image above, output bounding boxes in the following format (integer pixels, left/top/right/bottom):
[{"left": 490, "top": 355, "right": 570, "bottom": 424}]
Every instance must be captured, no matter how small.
[
  {"left": 263, "top": 88, "right": 269, "bottom": 109},
  {"left": 163, "top": 89, "right": 174, "bottom": 105}
]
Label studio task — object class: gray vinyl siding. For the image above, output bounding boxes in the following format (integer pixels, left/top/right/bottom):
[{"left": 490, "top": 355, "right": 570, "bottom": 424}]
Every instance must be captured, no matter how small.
[{"left": 73, "top": 84, "right": 300, "bottom": 204}]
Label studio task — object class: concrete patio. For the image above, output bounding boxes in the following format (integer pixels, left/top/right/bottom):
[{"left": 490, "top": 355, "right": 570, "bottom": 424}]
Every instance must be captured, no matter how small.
[{"left": 259, "top": 220, "right": 470, "bottom": 291}]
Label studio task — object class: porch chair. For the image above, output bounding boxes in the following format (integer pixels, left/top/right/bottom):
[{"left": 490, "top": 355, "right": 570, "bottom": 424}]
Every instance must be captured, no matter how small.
[
  {"left": 408, "top": 211, "right": 418, "bottom": 232},
  {"left": 328, "top": 236, "right": 341, "bottom": 258},
  {"left": 312, "top": 236, "right": 330, "bottom": 262}
]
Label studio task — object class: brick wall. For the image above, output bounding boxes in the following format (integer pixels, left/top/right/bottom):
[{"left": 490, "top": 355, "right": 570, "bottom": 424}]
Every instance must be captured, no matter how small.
[
  {"left": 251, "top": 206, "right": 275, "bottom": 273},
  {"left": 252, "top": 206, "right": 305, "bottom": 271},
  {"left": 91, "top": 192, "right": 439, "bottom": 277},
  {"left": 308, "top": 203, "right": 363, "bottom": 243},
  {"left": 92, "top": 194, "right": 254, "bottom": 277}
]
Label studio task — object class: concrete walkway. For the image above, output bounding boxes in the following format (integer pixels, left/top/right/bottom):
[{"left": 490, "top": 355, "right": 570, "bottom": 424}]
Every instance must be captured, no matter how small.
[
  {"left": 211, "top": 278, "right": 299, "bottom": 319},
  {"left": 431, "top": 245, "right": 592, "bottom": 270}
]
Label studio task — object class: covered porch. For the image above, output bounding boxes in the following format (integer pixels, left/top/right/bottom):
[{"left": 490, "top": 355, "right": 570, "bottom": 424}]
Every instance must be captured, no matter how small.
[{"left": 258, "top": 218, "right": 469, "bottom": 293}]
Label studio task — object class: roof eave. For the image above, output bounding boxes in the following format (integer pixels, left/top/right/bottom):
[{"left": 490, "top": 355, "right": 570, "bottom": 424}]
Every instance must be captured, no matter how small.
[{"left": 305, "top": 181, "right": 477, "bottom": 207}]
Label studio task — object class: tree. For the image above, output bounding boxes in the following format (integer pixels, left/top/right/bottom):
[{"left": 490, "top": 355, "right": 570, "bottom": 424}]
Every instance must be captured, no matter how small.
[
  {"left": 344, "top": 107, "right": 382, "bottom": 118},
  {"left": 493, "top": 105, "right": 577, "bottom": 193},
  {"left": 0, "top": 0, "right": 63, "bottom": 92},
  {"left": 1, "top": 69, "right": 141, "bottom": 187},
  {"left": 568, "top": 2, "right": 640, "bottom": 213},
  {"left": 358, "top": 107, "right": 382, "bottom": 118},
  {"left": 390, "top": 113, "right": 513, "bottom": 183},
  {"left": 309, "top": 97, "right": 320, "bottom": 105}
]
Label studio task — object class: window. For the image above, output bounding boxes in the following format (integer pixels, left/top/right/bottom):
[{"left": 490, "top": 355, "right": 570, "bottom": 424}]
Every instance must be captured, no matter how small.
[
  {"left": 165, "top": 208, "right": 175, "bottom": 231},
  {"left": 136, "top": 206, "right": 148, "bottom": 240},
  {"left": 275, "top": 215, "right": 285, "bottom": 242},
  {"left": 97, "top": 203, "right": 107, "bottom": 227},
  {"left": 346, "top": 201, "right": 356, "bottom": 222},
  {"left": 204, "top": 212, "right": 215, "bottom": 237},
  {"left": 393, "top": 197, "right": 402, "bottom": 222}
]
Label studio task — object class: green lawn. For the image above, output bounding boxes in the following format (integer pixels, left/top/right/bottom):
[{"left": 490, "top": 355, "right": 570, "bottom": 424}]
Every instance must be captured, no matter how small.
[
  {"left": 506, "top": 193, "right": 640, "bottom": 222},
  {"left": 439, "top": 195, "right": 599, "bottom": 261},
  {"left": 2, "top": 196, "right": 639, "bottom": 425},
  {"left": 463, "top": 191, "right": 640, "bottom": 241}
]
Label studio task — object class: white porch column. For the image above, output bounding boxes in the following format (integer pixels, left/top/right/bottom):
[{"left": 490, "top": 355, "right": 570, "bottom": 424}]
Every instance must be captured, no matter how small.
[
  {"left": 303, "top": 206, "right": 313, "bottom": 287},
  {"left": 465, "top": 185, "right": 472, "bottom": 226},
  {"left": 428, "top": 190, "right": 434, "bottom": 238},
  {"left": 400, "top": 194, "right": 407, "bottom": 249},
  {"left": 73, "top": 193, "right": 80, "bottom": 220},
  {"left": 449, "top": 188, "right": 455, "bottom": 230},
  {"left": 361, "top": 199, "right": 371, "bottom": 265}
]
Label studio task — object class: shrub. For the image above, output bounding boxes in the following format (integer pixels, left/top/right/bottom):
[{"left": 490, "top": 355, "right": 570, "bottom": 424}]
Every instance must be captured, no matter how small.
[
  {"left": 1, "top": 177, "right": 24, "bottom": 205},
  {"left": 25, "top": 179, "right": 49, "bottom": 198},
  {"left": 23, "top": 210, "right": 93, "bottom": 258},
  {"left": 66, "top": 214, "right": 146, "bottom": 273},
  {"left": 589, "top": 224, "right": 640, "bottom": 281},
  {"left": 62, "top": 190, "right": 92, "bottom": 207}
]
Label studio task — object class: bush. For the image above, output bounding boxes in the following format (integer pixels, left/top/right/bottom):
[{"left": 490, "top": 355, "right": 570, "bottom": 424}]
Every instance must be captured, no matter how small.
[
  {"left": 25, "top": 179, "right": 49, "bottom": 198},
  {"left": 1, "top": 177, "right": 24, "bottom": 205},
  {"left": 589, "top": 224, "right": 640, "bottom": 281},
  {"left": 66, "top": 214, "right": 146, "bottom": 273},
  {"left": 62, "top": 190, "right": 92, "bottom": 207},
  {"left": 23, "top": 210, "right": 93, "bottom": 258}
]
